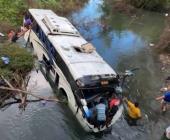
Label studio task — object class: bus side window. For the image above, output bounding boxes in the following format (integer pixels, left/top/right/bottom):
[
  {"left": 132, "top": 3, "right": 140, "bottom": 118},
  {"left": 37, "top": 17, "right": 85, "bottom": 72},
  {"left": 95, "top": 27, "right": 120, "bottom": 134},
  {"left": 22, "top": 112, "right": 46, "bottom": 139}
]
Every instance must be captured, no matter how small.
[
  {"left": 52, "top": 48, "right": 57, "bottom": 59},
  {"left": 32, "top": 22, "right": 39, "bottom": 33},
  {"left": 35, "top": 24, "right": 39, "bottom": 33},
  {"left": 51, "top": 66, "right": 55, "bottom": 74},
  {"left": 49, "top": 43, "right": 56, "bottom": 58},
  {"left": 42, "top": 54, "right": 50, "bottom": 66},
  {"left": 45, "top": 39, "right": 51, "bottom": 51},
  {"left": 45, "top": 40, "right": 57, "bottom": 60},
  {"left": 39, "top": 29, "right": 44, "bottom": 41},
  {"left": 55, "top": 73, "right": 59, "bottom": 86}
]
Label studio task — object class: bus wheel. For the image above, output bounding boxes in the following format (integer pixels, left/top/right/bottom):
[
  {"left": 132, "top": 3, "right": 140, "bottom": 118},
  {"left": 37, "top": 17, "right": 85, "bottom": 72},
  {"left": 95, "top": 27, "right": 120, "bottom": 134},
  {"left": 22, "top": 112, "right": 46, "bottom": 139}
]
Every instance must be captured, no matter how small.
[{"left": 58, "top": 88, "right": 68, "bottom": 103}]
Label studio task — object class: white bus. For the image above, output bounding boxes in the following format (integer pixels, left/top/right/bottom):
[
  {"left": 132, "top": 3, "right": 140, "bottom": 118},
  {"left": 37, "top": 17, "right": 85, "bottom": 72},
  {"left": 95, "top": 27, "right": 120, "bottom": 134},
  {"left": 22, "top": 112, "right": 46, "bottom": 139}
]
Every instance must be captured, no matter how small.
[{"left": 24, "top": 9, "right": 123, "bottom": 132}]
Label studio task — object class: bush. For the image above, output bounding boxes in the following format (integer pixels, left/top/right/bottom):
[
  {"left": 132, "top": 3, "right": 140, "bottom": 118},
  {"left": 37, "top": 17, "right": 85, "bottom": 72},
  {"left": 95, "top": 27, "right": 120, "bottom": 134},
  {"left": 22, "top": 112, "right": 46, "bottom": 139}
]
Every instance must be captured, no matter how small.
[
  {"left": 0, "top": 44, "right": 34, "bottom": 79},
  {"left": 0, "top": 0, "right": 27, "bottom": 26},
  {"left": 125, "top": 0, "right": 167, "bottom": 11},
  {"left": 0, "top": 0, "right": 88, "bottom": 26}
]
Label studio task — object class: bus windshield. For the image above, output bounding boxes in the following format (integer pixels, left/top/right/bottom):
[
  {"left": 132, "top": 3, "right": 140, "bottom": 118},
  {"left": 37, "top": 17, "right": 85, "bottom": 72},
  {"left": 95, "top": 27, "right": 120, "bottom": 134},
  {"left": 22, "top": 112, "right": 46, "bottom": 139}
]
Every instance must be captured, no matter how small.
[
  {"left": 81, "top": 86, "right": 115, "bottom": 102},
  {"left": 76, "top": 75, "right": 119, "bottom": 101}
]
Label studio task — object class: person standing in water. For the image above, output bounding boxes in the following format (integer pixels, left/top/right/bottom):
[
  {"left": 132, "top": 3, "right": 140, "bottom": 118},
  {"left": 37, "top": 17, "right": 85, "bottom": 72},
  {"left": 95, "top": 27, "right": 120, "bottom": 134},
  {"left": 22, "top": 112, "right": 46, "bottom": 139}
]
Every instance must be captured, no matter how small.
[
  {"left": 123, "top": 98, "right": 141, "bottom": 126},
  {"left": 156, "top": 91, "right": 170, "bottom": 112}
]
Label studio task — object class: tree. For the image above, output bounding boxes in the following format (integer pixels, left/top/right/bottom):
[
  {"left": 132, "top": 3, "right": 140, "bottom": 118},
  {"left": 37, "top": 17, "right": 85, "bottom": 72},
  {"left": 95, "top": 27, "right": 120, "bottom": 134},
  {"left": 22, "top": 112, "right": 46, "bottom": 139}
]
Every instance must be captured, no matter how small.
[
  {"left": 125, "top": 0, "right": 168, "bottom": 11},
  {"left": 0, "top": 0, "right": 27, "bottom": 25}
]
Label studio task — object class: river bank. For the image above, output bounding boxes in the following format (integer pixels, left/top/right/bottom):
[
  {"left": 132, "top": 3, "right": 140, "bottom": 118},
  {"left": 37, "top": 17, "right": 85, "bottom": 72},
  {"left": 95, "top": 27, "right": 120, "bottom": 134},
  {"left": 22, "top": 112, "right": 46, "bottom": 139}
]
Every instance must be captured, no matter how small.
[
  {"left": 101, "top": 0, "right": 170, "bottom": 74},
  {"left": 0, "top": 43, "right": 34, "bottom": 108}
]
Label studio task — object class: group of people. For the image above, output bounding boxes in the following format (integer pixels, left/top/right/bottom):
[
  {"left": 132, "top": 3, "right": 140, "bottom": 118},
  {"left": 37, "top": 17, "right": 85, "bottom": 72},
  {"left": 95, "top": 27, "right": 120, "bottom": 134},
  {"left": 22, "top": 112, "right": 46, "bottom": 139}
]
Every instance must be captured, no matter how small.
[
  {"left": 7, "top": 15, "right": 32, "bottom": 42},
  {"left": 82, "top": 95, "right": 142, "bottom": 130},
  {"left": 82, "top": 95, "right": 120, "bottom": 130},
  {"left": 95, "top": 97, "right": 120, "bottom": 129}
]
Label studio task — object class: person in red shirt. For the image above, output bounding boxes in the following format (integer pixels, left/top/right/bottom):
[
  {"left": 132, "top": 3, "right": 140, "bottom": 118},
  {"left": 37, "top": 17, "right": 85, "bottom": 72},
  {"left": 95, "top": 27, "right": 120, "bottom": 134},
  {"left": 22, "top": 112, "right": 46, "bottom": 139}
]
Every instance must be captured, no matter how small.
[
  {"left": 7, "top": 29, "right": 15, "bottom": 42},
  {"left": 106, "top": 98, "right": 120, "bottom": 127}
]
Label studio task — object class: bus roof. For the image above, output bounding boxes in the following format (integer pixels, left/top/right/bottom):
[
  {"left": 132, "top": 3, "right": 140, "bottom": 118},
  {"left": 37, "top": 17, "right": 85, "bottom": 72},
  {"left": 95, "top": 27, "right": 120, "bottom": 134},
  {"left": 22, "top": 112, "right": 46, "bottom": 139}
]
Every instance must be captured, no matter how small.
[{"left": 29, "top": 9, "right": 117, "bottom": 80}]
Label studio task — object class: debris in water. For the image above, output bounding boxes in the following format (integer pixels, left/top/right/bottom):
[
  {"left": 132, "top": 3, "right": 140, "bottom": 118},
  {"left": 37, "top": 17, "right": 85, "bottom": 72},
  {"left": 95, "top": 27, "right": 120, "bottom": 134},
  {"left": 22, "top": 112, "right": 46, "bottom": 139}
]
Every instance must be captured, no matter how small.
[
  {"left": 41, "top": 100, "right": 47, "bottom": 106},
  {"left": 149, "top": 43, "right": 155, "bottom": 47},
  {"left": 144, "top": 114, "right": 148, "bottom": 120},
  {"left": 0, "top": 32, "right": 5, "bottom": 36},
  {"left": 165, "top": 13, "right": 169, "bottom": 17}
]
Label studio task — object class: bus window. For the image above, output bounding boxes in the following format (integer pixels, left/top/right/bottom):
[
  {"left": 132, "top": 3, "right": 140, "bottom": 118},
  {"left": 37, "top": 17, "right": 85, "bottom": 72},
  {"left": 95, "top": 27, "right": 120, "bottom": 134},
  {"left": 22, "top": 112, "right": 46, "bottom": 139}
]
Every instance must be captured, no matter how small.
[
  {"left": 44, "top": 40, "right": 57, "bottom": 59},
  {"left": 55, "top": 73, "right": 59, "bottom": 86},
  {"left": 51, "top": 66, "right": 55, "bottom": 74},
  {"left": 39, "top": 29, "right": 45, "bottom": 42},
  {"left": 51, "top": 47, "right": 57, "bottom": 58},
  {"left": 45, "top": 39, "right": 52, "bottom": 51},
  {"left": 32, "top": 22, "right": 39, "bottom": 34},
  {"left": 42, "top": 54, "right": 50, "bottom": 66}
]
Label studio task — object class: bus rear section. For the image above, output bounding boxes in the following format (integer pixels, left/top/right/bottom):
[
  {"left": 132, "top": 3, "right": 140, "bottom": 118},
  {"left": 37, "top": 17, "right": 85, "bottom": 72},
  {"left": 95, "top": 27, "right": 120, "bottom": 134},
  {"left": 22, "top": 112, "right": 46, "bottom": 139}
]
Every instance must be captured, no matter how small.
[{"left": 74, "top": 74, "right": 123, "bottom": 131}]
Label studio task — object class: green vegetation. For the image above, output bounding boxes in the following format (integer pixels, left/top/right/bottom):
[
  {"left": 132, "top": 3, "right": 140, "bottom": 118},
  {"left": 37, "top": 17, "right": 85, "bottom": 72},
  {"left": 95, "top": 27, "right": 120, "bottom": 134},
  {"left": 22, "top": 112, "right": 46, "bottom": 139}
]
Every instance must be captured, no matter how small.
[
  {"left": 125, "top": 0, "right": 168, "bottom": 11},
  {"left": 0, "top": 0, "right": 87, "bottom": 86},
  {"left": 0, "top": 0, "right": 27, "bottom": 26},
  {"left": 0, "top": 0, "right": 87, "bottom": 26},
  {"left": 0, "top": 0, "right": 87, "bottom": 80},
  {"left": 0, "top": 43, "right": 34, "bottom": 80},
  {"left": 103, "top": 0, "right": 170, "bottom": 12},
  {"left": 32, "top": 0, "right": 87, "bottom": 13}
]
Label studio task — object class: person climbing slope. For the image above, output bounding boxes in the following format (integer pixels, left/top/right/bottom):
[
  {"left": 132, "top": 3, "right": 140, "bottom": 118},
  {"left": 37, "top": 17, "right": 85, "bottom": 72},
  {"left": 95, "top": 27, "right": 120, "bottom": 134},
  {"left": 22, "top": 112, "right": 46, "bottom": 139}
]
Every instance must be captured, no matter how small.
[{"left": 156, "top": 91, "right": 170, "bottom": 112}]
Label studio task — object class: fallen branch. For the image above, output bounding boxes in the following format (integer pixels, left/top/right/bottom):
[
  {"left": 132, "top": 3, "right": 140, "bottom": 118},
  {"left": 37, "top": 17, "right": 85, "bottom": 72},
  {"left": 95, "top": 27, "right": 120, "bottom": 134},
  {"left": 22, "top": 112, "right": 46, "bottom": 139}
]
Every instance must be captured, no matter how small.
[
  {"left": 0, "top": 99, "right": 42, "bottom": 109},
  {"left": 1, "top": 76, "right": 22, "bottom": 107},
  {"left": 0, "top": 86, "right": 60, "bottom": 102},
  {"left": 1, "top": 76, "right": 13, "bottom": 88},
  {"left": 0, "top": 76, "right": 14, "bottom": 103}
]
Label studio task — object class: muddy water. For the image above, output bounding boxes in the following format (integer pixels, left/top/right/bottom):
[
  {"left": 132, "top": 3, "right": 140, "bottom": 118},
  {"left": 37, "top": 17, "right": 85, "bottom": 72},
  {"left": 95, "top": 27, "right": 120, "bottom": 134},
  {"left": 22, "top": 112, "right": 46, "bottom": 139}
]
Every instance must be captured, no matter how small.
[{"left": 0, "top": 0, "right": 170, "bottom": 140}]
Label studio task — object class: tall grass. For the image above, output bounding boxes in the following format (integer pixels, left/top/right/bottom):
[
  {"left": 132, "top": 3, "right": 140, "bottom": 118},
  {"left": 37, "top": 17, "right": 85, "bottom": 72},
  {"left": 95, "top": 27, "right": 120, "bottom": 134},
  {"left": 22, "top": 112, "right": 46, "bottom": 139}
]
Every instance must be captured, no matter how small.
[
  {"left": 0, "top": 0, "right": 87, "bottom": 26},
  {"left": 0, "top": 43, "right": 34, "bottom": 79}
]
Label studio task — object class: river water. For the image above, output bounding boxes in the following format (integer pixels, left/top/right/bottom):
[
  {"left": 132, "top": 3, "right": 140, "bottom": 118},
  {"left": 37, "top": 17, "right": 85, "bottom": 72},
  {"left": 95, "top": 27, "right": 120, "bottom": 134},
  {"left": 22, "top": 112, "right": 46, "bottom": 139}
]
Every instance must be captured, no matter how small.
[{"left": 0, "top": 0, "right": 170, "bottom": 140}]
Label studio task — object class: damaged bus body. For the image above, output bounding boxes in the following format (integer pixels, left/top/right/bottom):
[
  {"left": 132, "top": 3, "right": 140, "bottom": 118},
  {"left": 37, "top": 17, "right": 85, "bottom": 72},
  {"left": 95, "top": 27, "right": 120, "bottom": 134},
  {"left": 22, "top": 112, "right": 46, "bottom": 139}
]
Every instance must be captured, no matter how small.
[{"left": 25, "top": 9, "right": 123, "bottom": 132}]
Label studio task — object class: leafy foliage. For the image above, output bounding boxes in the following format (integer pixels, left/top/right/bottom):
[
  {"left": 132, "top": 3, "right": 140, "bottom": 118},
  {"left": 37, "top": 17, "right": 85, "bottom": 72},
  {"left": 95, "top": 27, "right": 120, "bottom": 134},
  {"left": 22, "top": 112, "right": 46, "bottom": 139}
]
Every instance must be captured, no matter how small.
[
  {"left": 0, "top": 0, "right": 27, "bottom": 25},
  {"left": 0, "top": 0, "right": 87, "bottom": 26},
  {"left": 125, "top": 0, "right": 168, "bottom": 11},
  {"left": 0, "top": 44, "right": 34, "bottom": 79}
]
